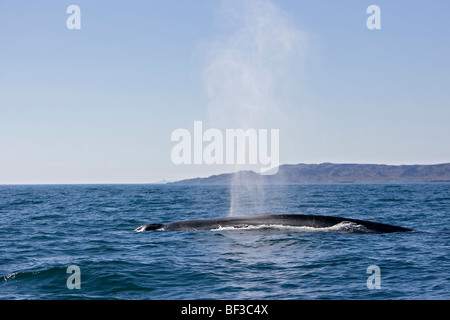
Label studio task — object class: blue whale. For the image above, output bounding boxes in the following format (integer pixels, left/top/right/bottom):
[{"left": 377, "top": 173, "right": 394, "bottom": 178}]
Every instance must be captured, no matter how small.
[{"left": 134, "top": 214, "right": 413, "bottom": 233}]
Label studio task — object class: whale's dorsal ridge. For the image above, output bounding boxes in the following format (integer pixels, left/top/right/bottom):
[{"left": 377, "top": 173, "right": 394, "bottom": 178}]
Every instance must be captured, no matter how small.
[{"left": 135, "top": 214, "right": 413, "bottom": 234}]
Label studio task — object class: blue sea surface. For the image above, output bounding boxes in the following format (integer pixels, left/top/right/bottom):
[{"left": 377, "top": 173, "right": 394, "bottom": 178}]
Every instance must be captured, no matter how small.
[{"left": 0, "top": 183, "right": 449, "bottom": 300}]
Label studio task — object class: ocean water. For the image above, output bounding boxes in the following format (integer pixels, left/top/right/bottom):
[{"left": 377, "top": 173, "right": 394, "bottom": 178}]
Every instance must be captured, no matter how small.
[{"left": 0, "top": 183, "right": 449, "bottom": 300}]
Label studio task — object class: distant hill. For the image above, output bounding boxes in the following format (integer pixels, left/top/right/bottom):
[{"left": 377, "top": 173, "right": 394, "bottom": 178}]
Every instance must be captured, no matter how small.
[{"left": 172, "top": 163, "right": 450, "bottom": 184}]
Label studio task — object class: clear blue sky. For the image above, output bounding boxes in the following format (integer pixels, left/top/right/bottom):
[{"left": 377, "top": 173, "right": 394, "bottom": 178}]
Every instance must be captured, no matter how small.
[{"left": 0, "top": 0, "right": 449, "bottom": 184}]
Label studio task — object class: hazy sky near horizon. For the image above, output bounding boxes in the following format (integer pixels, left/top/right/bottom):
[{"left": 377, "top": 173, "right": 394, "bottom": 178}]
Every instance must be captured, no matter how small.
[{"left": 0, "top": 0, "right": 449, "bottom": 184}]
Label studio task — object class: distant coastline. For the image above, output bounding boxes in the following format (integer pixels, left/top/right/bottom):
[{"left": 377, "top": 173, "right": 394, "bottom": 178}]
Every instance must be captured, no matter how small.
[{"left": 172, "top": 163, "right": 450, "bottom": 184}]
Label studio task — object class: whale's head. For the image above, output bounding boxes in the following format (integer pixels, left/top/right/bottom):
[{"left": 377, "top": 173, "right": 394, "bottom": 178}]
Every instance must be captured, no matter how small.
[{"left": 134, "top": 223, "right": 164, "bottom": 232}]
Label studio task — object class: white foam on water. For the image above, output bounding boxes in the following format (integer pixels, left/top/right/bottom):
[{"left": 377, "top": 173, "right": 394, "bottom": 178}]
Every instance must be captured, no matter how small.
[
  {"left": 133, "top": 225, "right": 147, "bottom": 233},
  {"left": 210, "top": 221, "right": 369, "bottom": 233}
]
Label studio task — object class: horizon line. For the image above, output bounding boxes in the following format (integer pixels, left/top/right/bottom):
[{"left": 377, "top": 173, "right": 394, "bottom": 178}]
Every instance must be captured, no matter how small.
[{"left": 1, "top": 161, "right": 449, "bottom": 185}]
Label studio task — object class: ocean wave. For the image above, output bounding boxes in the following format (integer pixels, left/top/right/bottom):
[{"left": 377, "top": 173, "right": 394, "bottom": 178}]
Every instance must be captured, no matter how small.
[{"left": 2, "top": 266, "right": 66, "bottom": 283}]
